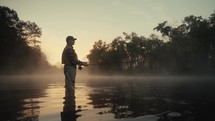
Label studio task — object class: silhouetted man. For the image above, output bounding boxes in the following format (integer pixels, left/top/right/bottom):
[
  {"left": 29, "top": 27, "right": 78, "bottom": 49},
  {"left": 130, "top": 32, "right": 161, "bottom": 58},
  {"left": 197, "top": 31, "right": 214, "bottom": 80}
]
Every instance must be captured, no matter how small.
[{"left": 61, "top": 36, "right": 87, "bottom": 91}]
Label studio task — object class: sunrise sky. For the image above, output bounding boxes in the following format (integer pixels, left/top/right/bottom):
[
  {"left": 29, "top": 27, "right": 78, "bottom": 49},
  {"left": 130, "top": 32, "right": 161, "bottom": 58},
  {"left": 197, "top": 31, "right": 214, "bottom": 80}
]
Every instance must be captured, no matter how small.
[{"left": 1, "top": 0, "right": 215, "bottom": 65}]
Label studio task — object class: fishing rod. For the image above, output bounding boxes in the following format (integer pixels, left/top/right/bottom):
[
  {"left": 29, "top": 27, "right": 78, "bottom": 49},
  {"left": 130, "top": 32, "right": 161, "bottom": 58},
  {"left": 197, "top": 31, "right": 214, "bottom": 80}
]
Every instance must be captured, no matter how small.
[
  {"left": 78, "top": 63, "right": 100, "bottom": 70},
  {"left": 78, "top": 61, "right": 131, "bottom": 70}
]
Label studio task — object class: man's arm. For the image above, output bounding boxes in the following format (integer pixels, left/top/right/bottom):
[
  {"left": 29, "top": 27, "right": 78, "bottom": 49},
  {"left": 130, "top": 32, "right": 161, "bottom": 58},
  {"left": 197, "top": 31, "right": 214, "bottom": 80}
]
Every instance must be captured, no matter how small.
[{"left": 67, "top": 46, "right": 88, "bottom": 66}]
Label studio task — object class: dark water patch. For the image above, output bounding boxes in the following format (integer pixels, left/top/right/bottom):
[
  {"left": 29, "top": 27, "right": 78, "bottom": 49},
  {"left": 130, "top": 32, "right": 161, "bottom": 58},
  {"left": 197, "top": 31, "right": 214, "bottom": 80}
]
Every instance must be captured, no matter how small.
[
  {"left": 86, "top": 76, "right": 215, "bottom": 120},
  {"left": 0, "top": 77, "right": 50, "bottom": 121}
]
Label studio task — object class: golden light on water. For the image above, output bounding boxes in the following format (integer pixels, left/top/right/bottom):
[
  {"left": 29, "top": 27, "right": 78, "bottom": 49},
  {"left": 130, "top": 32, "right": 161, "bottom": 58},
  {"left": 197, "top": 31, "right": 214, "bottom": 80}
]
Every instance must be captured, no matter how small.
[{"left": 27, "top": 82, "right": 93, "bottom": 120}]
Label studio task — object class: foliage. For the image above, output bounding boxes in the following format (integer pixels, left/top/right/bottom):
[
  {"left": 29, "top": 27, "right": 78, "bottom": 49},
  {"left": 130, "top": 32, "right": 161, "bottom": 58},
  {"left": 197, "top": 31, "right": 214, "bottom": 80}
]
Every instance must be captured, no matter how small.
[
  {"left": 88, "top": 10, "right": 215, "bottom": 74},
  {"left": 0, "top": 6, "right": 50, "bottom": 74},
  {"left": 87, "top": 32, "right": 165, "bottom": 73}
]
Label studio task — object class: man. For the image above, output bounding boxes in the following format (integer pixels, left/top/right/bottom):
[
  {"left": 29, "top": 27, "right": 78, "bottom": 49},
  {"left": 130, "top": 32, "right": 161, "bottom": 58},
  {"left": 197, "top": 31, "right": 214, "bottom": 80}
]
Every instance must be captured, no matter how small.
[{"left": 62, "top": 35, "right": 88, "bottom": 91}]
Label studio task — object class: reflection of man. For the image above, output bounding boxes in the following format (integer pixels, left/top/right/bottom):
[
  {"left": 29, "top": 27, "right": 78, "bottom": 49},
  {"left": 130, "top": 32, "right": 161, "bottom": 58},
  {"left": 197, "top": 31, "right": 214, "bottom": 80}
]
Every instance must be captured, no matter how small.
[
  {"left": 61, "top": 90, "right": 81, "bottom": 121},
  {"left": 61, "top": 36, "right": 88, "bottom": 91}
]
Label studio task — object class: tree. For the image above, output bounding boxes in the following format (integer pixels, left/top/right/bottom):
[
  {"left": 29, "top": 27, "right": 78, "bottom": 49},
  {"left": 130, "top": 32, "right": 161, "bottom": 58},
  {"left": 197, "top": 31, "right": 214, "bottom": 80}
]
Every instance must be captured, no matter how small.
[
  {"left": 87, "top": 40, "right": 109, "bottom": 73},
  {"left": 154, "top": 12, "right": 215, "bottom": 72},
  {"left": 208, "top": 11, "right": 215, "bottom": 68},
  {"left": 17, "top": 21, "right": 42, "bottom": 48},
  {"left": 109, "top": 36, "right": 128, "bottom": 71},
  {"left": 143, "top": 34, "right": 164, "bottom": 71},
  {"left": 0, "top": 6, "right": 49, "bottom": 74},
  {"left": 87, "top": 10, "right": 215, "bottom": 74},
  {"left": 124, "top": 32, "right": 146, "bottom": 70}
]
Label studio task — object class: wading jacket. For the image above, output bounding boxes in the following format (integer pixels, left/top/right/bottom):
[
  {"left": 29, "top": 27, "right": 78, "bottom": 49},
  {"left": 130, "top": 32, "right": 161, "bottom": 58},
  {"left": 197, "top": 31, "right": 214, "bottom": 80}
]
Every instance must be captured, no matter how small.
[{"left": 61, "top": 45, "right": 82, "bottom": 68}]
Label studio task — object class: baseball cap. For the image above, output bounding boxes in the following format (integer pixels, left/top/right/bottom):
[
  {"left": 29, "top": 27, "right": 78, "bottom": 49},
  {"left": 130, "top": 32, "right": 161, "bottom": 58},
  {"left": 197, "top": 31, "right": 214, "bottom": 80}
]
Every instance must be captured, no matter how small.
[{"left": 66, "top": 36, "right": 77, "bottom": 41}]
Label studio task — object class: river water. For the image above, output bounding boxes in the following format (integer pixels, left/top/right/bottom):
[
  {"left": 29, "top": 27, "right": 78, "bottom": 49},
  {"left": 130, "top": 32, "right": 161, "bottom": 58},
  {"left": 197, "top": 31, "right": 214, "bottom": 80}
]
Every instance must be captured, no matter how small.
[{"left": 0, "top": 75, "right": 215, "bottom": 121}]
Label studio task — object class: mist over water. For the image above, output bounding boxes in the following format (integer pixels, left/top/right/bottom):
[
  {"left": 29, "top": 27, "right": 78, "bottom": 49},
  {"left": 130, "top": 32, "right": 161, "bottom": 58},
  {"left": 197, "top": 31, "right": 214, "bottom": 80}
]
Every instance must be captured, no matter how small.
[{"left": 0, "top": 73, "right": 215, "bottom": 121}]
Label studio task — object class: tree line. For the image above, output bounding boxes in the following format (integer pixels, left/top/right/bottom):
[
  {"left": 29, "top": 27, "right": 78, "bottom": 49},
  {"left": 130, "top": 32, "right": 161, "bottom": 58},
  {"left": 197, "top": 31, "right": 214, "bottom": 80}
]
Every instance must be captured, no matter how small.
[
  {"left": 87, "top": 10, "right": 215, "bottom": 74},
  {"left": 1, "top": 6, "right": 214, "bottom": 75},
  {"left": 0, "top": 6, "right": 55, "bottom": 74}
]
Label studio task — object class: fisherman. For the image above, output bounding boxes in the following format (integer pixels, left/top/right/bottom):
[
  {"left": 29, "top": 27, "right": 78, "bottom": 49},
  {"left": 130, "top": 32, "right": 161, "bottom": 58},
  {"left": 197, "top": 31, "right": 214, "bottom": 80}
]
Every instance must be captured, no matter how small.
[{"left": 61, "top": 35, "right": 88, "bottom": 91}]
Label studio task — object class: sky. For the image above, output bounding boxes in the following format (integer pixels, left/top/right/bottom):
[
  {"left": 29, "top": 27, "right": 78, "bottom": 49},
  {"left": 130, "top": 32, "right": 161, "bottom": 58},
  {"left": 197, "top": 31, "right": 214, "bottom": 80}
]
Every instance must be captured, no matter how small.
[{"left": 1, "top": 0, "right": 215, "bottom": 65}]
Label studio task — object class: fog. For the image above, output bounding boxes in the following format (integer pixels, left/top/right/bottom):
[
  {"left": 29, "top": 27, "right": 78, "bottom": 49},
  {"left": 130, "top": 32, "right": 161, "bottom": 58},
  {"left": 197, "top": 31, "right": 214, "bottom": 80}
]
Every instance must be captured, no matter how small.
[
  {"left": 1, "top": 67, "right": 215, "bottom": 83},
  {"left": 1, "top": 68, "right": 215, "bottom": 121}
]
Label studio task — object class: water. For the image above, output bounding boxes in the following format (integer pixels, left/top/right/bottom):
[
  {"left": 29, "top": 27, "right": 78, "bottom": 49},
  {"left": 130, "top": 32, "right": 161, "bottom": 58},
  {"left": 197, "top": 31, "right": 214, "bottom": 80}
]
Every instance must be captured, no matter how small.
[{"left": 0, "top": 75, "right": 215, "bottom": 121}]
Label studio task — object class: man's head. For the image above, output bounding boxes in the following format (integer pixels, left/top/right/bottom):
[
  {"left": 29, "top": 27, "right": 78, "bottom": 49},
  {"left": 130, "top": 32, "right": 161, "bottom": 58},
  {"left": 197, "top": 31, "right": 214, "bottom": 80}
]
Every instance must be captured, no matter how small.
[{"left": 66, "top": 36, "right": 77, "bottom": 45}]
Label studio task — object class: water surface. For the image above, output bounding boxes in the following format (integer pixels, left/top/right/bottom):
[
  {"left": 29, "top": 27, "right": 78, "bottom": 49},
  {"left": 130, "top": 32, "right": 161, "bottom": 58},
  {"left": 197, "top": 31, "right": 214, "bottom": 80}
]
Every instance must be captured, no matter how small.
[{"left": 0, "top": 75, "right": 215, "bottom": 121}]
